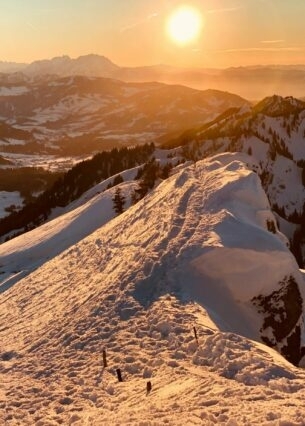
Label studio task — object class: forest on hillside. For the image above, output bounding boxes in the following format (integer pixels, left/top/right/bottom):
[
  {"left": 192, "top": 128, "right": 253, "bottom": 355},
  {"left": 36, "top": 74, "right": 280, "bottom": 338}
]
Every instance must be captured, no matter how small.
[{"left": 0, "top": 143, "right": 155, "bottom": 241}]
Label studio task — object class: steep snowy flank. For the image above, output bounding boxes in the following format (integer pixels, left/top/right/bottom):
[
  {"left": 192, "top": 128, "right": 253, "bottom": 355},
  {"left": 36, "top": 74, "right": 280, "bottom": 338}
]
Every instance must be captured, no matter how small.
[
  {"left": 0, "top": 153, "right": 305, "bottom": 424},
  {"left": 166, "top": 95, "right": 305, "bottom": 266},
  {"left": 0, "top": 177, "right": 138, "bottom": 290}
]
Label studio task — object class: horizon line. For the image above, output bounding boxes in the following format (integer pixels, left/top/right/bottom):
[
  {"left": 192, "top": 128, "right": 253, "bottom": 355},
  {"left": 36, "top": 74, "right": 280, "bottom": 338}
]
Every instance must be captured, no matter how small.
[{"left": 2, "top": 53, "right": 305, "bottom": 71}]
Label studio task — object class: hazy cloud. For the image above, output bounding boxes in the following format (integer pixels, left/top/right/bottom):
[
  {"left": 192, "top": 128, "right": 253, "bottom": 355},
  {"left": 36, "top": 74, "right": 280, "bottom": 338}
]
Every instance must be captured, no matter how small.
[
  {"left": 120, "top": 13, "right": 159, "bottom": 33},
  {"left": 260, "top": 40, "right": 285, "bottom": 44},
  {"left": 207, "top": 6, "right": 242, "bottom": 14},
  {"left": 148, "top": 13, "right": 158, "bottom": 20},
  {"left": 222, "top": 47, "right": 304, "bottom": 53},
  {"left": 26, "top": 22, "right": 39, "bottom": 32}
]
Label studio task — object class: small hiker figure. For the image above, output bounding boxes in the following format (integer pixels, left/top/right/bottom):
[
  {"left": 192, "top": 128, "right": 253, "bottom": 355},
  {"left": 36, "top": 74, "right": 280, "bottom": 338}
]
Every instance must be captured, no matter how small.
[{"left": 146, "top": 381, "right": 152, "bottom": 394}]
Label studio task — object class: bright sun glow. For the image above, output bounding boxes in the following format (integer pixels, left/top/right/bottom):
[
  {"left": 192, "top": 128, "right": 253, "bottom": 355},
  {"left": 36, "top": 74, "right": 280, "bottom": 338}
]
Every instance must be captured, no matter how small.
[{"left": 167, "top": 6, "right": 203, "bottom": 46}]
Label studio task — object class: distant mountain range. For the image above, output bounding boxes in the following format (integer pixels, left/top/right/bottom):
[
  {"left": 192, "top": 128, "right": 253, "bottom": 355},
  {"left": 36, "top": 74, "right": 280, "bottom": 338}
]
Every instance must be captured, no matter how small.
[
  {"left": 2, "top": 54, "right": 305, "bottom": 99},
  {"left": 0, "top": 74, "right": 248, "bottom": 156}
]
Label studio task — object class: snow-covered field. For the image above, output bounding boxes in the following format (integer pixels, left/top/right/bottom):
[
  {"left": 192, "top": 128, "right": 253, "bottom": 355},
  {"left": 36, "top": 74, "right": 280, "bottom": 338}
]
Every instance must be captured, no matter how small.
[
  {"left": 0, "top": 191, "right": 23, "bottom": 219},
  {"left": 0, "top": 153, "right": 93, "bottom": 218},
  {"left": 0, "top": 153, "right": 305, "bottom": 424},
  {"left": 0, "top": 86, "right": 29, "bottom": 96},
  {"left": 0, "top": 152, "right": 92, "bottom": 171}
]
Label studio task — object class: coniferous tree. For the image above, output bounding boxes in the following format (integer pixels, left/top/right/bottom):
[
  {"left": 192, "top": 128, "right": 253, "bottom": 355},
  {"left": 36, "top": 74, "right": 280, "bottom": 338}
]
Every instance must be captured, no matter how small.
[
  {"left": 112, "top": 187, "right": 126, "bottom": 215},
  {"left": 113, "top": 174, "right": 124, "bottom": 186}
]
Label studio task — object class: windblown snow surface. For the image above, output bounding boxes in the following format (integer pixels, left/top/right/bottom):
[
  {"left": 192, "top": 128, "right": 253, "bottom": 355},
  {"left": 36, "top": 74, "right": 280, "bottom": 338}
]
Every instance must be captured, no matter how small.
[{"left": 0, "top": 153, "right": 305, "bottom": 425}]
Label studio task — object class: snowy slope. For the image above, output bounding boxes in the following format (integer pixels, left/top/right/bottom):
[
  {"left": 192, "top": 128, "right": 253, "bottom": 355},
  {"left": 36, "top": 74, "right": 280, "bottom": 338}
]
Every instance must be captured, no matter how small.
[
  {"left": 0, "top": 178, "right": 137, "bottom": 291},
  {"left": 0, "top": 153, "right": 305, "bottom": 424}
]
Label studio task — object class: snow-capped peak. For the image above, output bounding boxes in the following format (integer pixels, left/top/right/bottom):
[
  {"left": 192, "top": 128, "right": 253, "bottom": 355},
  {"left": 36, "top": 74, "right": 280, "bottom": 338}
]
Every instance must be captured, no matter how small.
[{"left": 254, "top": 94, "right": 305, "bottom": 117}]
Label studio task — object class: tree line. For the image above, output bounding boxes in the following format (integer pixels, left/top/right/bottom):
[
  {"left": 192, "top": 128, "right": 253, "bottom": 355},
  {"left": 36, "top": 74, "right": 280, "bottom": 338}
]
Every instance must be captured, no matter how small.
[
  {"left": 0, "top": 143, "right": 155, "bottom": 241},
  {"left": 112, "top": 158, "right": 173, "bottom": 215}
]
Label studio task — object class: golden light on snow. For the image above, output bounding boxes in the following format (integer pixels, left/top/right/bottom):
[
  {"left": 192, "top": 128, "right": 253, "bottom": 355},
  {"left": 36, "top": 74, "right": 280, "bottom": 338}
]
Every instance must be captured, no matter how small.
[{"left": 166, "top": 5, "right": 203, "bottom": 46}]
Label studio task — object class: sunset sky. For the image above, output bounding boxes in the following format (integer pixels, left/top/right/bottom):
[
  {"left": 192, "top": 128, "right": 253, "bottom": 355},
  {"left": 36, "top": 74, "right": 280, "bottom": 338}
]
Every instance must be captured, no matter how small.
[{"left": 1, "top": 0, "right": 305, "bottom": 68}]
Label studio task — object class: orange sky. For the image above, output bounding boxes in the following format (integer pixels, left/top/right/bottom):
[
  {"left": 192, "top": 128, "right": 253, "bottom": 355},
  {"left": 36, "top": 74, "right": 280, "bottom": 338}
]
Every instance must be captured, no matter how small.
[{"left": 1, "top": 0, "right": 305, "bottom": 68}]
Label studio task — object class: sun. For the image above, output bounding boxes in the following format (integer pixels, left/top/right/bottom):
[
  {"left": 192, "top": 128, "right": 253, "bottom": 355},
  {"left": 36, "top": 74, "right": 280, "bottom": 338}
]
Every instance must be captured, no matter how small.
[{"left": 166, "top": 5, "right": 203, "bottom": 46}]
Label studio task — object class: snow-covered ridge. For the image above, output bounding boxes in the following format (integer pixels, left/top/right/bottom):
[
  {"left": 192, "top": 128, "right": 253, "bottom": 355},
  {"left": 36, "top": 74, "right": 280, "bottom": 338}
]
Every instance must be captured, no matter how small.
[
  {"left": 170, "top": 95, "right": 305, "bottom": 267},
  {"left": 0, "top": 153, "right": 305, "bottom": 423}
]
